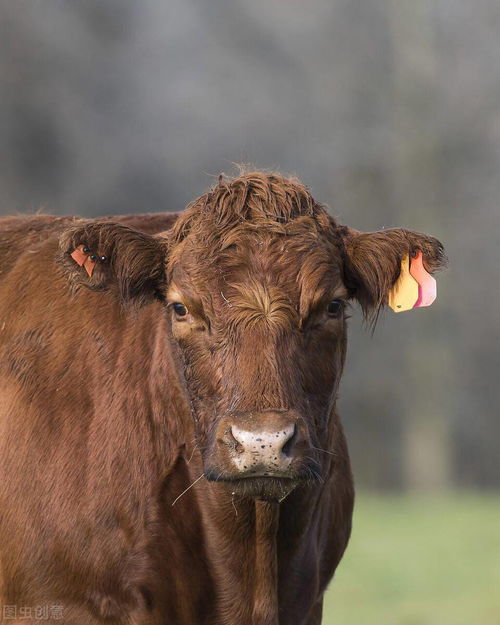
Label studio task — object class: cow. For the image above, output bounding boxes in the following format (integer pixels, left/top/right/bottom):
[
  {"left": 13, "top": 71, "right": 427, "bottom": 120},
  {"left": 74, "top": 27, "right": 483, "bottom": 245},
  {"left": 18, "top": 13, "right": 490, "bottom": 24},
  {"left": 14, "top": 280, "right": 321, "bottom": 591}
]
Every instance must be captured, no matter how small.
[{"left": 0, "top": 172, "right": 446, "bottom": 625}]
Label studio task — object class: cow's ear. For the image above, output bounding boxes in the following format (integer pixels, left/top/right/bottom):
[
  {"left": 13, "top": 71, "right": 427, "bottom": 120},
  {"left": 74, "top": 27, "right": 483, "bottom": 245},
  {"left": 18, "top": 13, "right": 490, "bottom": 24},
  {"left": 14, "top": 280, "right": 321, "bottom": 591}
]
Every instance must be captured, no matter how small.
[
  {"left": 58, "top": 221, "right": 167, "bottom": 306},
  {"left": 340, "top": 226, "right": 447, "bottom": 322}
]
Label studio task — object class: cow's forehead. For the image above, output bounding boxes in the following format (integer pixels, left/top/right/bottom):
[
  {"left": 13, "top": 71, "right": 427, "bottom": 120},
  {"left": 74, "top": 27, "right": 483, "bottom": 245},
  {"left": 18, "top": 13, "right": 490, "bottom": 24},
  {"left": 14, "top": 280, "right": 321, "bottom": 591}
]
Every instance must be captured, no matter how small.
[{"left": 169, "top": 225, "right": 345, "bottom": 312}]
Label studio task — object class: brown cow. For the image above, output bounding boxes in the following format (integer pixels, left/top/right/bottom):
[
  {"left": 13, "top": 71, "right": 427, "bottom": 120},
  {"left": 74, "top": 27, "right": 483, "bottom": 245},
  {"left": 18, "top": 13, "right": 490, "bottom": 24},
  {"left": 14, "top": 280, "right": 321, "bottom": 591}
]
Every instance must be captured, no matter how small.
[{"left": 0, "top": 172, "right": 446, "bottom": 625}]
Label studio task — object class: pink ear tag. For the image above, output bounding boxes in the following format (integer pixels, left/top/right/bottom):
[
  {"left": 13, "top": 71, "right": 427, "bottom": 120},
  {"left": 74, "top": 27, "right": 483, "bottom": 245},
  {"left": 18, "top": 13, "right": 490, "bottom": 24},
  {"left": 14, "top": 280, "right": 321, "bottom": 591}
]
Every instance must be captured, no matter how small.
[
  {"left": 410, "top": 250, "right": 436, "bottom": 308},
  {"left": 70, "top": 245, "right": 88, "bottom": 267},
  {"left": 388, "top": 255, "right": 419, "bottom": 313}
]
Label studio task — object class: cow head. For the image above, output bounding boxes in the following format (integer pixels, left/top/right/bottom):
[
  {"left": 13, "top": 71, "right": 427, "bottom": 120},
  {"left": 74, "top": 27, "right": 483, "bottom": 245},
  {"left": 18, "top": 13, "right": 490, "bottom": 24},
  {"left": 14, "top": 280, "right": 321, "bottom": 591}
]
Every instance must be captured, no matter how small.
[{"left": 59, "top": 172, "right": 446, "bottom": 501}]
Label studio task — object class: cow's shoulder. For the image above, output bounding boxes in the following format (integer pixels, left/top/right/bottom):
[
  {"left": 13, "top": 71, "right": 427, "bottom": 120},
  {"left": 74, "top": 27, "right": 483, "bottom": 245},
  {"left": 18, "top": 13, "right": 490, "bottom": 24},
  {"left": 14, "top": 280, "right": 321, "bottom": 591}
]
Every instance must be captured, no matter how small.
[
  {"left": 0, "top": 211, "right": 178, "bottom": 242},
  {"left": 0, "top": 215, "right": 74, "bottom": 283}
]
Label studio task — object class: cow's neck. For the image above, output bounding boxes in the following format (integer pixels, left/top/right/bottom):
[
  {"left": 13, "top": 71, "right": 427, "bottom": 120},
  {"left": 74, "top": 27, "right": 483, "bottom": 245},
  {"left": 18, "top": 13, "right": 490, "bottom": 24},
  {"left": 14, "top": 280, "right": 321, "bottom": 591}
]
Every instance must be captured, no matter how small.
[
  {"left": 253, "top": 501, "right": 279, "bottom": 625},
  {"left": 200, "top": 489, "right": 282, "bottom": 625},
  {"left": 178, "top": 456, "right": 314, "bottom": 625}
]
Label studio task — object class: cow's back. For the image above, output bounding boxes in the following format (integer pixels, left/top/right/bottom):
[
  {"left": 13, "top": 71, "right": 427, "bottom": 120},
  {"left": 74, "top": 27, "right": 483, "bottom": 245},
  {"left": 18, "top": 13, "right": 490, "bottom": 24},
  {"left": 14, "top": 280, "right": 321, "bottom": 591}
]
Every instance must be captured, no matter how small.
[{"left": 0, "top": 212, "right": 193, "bottom": 624}]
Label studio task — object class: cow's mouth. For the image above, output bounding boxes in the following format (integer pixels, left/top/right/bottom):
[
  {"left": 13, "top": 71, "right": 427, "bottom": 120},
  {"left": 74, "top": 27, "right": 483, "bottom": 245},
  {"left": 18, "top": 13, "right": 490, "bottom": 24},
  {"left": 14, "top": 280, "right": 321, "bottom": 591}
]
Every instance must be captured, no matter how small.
[{"left": 205, "top": 470, "right": 306, "bottom": 502}]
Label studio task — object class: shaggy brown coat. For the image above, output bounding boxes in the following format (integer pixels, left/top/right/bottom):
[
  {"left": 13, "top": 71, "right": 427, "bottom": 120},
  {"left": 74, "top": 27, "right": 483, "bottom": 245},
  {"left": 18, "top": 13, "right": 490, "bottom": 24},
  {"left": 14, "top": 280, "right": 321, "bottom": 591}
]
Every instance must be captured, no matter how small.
[{"left": 0, "top": 172, "right": 446, "bottom": 625}]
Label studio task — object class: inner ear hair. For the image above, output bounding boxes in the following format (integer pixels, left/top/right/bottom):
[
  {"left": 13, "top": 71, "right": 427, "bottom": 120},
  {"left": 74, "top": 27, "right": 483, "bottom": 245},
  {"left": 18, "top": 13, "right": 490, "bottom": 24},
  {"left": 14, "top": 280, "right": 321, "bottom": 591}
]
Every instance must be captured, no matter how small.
[{"left": 58, "top": 221, "right": 168, "bottom": 306}]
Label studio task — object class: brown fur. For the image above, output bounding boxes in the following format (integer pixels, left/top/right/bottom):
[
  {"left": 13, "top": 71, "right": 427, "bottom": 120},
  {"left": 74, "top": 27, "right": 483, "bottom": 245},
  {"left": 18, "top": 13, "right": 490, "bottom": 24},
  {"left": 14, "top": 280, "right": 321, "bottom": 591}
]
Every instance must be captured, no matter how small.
[{"left": 0, "top": 173, "right": 446, "bottom": 624}]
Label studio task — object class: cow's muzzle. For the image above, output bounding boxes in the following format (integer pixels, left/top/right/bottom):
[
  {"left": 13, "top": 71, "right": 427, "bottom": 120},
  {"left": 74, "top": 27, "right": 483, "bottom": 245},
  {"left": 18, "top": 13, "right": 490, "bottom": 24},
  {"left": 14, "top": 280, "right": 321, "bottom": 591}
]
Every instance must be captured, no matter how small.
[{"left": 205, "top": 410, "right": 311, "bottom": 492}]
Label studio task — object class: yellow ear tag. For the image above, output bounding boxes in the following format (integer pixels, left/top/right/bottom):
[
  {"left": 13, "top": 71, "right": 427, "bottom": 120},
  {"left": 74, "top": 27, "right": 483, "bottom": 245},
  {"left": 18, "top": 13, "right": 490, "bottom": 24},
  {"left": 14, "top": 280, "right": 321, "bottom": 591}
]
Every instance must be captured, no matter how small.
[{"left": 388, "top": 255, "right": 419, "bottom": 313}]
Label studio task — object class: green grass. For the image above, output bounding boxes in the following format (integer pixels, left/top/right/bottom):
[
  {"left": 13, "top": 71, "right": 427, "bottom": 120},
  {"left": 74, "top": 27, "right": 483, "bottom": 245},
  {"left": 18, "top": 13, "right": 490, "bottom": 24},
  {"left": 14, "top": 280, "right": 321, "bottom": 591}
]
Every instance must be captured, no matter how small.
[{"left": 323, "top": 493, "right": 500, "bottom": 625}]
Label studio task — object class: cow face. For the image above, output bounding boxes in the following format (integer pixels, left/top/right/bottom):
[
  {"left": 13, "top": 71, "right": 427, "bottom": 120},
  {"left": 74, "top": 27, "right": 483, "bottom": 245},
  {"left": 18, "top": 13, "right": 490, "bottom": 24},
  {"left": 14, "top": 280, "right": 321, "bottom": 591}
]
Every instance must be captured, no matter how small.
[
  {"left": 165, "top": 198, "right": 346, "bottom": 500},
  {"left": 60, "top": 172, "right": 446, "bottom": 501}
]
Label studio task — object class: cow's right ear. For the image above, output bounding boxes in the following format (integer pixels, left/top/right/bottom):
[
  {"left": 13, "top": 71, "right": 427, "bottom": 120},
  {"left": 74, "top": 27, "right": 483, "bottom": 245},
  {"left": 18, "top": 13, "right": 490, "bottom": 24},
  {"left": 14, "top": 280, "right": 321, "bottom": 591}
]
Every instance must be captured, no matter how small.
[{"left": 58, "top": 221, "right": 167, "bottom": 306}]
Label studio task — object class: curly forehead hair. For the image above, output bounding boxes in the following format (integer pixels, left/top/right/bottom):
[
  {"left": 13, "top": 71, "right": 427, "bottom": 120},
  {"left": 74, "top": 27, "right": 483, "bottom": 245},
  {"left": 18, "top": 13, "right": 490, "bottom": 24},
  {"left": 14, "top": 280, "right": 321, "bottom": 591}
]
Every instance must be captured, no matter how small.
[{"left": 168, "top": 170, "right": 340, "bottom": 249}]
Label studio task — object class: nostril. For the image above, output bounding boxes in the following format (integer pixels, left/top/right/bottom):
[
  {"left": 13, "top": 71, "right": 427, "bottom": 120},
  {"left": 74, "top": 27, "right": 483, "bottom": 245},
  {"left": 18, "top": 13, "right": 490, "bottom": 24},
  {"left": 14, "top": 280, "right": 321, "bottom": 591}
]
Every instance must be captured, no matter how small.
[
  {"left": 224, "top": 427, "right": 243, "bottom": 452},
  {"left": 281, "top": 424, "right": 297, "bottom": 457}
]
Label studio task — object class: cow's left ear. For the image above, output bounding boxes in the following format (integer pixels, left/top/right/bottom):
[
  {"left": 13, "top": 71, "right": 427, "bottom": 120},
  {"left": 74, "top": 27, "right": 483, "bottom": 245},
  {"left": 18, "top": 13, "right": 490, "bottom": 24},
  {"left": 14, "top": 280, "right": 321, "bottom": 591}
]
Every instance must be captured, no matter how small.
[
  {"left": 58, "top": 221, "right": 167, "bottom": 306},
  {"left": 340, "top": 226, "right": 447, "bottom": 321}
]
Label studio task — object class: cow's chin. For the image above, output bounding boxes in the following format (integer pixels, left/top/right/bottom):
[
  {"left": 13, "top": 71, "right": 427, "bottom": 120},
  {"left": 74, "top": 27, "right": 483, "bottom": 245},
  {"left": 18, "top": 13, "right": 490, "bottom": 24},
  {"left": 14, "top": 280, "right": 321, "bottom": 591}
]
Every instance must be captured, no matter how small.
[{"left": 205, "top": 471, "right": 300, "bottom": 502}]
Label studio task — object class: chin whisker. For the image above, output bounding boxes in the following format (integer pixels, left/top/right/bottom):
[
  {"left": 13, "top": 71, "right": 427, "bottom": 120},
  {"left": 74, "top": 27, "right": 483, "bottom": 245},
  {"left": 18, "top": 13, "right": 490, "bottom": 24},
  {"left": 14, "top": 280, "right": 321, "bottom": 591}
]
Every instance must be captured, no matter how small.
[
  {"left": 171, "top": 472, "right": 205, "bottom": 506},
  {"left": 311, "top": 446, "right": 336, "bottom": 456}
]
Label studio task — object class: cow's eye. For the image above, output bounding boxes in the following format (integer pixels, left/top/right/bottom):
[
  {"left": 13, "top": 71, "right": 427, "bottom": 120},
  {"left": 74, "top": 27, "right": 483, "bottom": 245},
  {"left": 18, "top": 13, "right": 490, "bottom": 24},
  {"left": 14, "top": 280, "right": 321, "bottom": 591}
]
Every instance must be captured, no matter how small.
[
  {"left": 172, "top": 303, "right": 188, "bottom": 317},
  {"left": 327, "top": 300, "right": 344, "bottom": 318}
]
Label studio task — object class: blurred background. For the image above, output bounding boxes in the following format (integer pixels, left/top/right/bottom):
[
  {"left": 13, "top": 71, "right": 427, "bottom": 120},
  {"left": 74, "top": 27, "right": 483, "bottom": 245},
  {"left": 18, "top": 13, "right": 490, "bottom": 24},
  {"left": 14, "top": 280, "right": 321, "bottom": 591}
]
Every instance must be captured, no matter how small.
[{"left": 1, "top": 1, "right": 498, "bottom": 622}]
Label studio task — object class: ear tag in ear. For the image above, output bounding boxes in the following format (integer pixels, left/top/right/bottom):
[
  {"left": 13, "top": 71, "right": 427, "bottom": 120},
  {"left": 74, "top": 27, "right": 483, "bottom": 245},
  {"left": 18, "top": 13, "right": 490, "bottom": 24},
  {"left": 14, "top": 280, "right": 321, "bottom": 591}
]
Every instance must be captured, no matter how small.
[
  {"left": 70, "top": 245, "right": 95, "bottom": 277},
  {"left": 388, "top": 255, "right": 419, "bottom": 313},
  {"left": 83, "top": 256, "right": 96, "bottom": 277},
  {"left": 70, "top": 245, "right": 88, "bottom": 267},
  {"left": 410, "top": 250, "right": 436, "bottom": 308}
]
